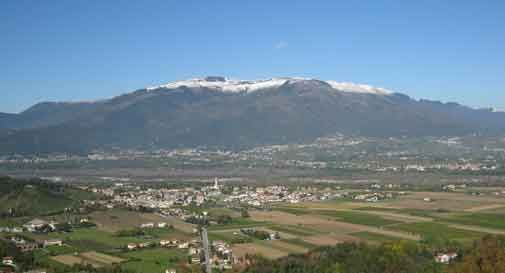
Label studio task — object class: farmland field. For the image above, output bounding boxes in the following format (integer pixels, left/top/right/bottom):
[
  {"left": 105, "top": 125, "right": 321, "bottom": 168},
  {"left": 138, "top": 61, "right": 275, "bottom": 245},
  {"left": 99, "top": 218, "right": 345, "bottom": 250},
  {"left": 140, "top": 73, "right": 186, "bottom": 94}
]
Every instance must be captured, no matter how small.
[
  {"left": 439, "top": 212, "right": 505, "bottom": 230},
  {"left": 267, "top": 224, "right": 321, "bottom": 236},
  {"left": 257, "top": 239, "right": 308, "bottom": 254},
  {"left": 351, "top": 231, "right": 404, "bottom": 243},
  {"left": 389, "top": 222, "right": 484, "bottom": 242},
  {"left": 51, "top": 251, "right": 124, "bottom": 268},
  {"left": 315, "top": 210, "right": 401, "bottom": 227},
  {"left": 25, "top": 226, "right": 189, "bottom": 252},
  {"left": 207, "top": 217, "right": 266, "bottom": 231},
  {"left": 88, "top": 209, "right": 194, "bottom": 232},
  {"left": 380, "top": 192, "right": 505, "bottom": 212},
  {"left": 232, "top": 242, "right": 288, "bottom": 260},
  {"left": 7, "top": 181, "right": 505, "bottom": 272},
  {"left": 302, "top": 234, "right": 360, "bottom": 246},
  {"left": 120, "top": 248, "right": 187, "bottom": 273}
]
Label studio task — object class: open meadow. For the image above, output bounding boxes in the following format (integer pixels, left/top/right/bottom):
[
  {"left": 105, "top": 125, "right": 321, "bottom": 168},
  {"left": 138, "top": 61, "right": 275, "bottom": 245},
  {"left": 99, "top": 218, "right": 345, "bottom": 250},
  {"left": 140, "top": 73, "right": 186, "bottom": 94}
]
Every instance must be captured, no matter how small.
[{"left": 51, "top": 251, "right": 125, "bottom": 268}]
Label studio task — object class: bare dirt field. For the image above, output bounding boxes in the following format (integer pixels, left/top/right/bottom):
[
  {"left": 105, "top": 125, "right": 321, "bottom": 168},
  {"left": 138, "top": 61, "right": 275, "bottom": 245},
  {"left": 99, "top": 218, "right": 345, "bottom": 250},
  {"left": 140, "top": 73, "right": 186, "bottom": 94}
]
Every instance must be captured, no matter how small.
[
  {"left": 232, "top": 243, "right": 288, "bottom": 260},
  {"left": 80, "top": 251, "right": 125, "bottom": 264},
  {"left": 250, "top": 211, "right": 420, "bottom": 241},
  {"left": 380, "top": 192, "right": 505, "bottom": 211},
  {"left": 464, "top": 204, "right": 505, "bottom": 212},
  {"left": 250, "top": 211, "right": 368, "bottom": 234},
  {"left": 51, "top": 255, "right": 92, "bottom": 267},
  {"left": 262, "top": 240, "right": 308, "bottom": 254},
  {"left": 51, "top": 251, "right": 124, "bottom": 267}
]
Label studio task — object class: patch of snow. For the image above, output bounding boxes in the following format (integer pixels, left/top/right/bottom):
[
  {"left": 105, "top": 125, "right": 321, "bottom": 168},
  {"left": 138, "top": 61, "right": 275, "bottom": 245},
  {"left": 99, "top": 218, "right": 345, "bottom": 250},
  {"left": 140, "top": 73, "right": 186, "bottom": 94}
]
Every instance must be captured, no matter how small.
[
  {"left": 326, "top": 81, "right": 392, "bottom": 95},
  {"left": 147, "top": 77, "right": 392, "bottom": 95},
  {"left": 147, "top": 77, "right": 306, "bottom": 93}
]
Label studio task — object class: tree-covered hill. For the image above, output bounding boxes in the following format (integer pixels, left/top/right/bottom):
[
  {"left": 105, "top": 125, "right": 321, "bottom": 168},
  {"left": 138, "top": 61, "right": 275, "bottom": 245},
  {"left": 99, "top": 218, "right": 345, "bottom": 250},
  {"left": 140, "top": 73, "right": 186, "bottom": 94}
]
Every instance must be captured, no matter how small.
[{"left": 0, "top": 177, "right": 94, "bottom": 217}]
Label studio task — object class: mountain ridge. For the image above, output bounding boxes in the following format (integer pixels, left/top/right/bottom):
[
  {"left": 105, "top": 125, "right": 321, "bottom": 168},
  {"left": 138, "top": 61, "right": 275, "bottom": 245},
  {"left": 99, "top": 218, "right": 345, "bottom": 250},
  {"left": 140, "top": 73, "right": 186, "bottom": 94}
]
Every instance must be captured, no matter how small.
[{"left": 1, "top": 76, "right": 504, "bottom": 155}]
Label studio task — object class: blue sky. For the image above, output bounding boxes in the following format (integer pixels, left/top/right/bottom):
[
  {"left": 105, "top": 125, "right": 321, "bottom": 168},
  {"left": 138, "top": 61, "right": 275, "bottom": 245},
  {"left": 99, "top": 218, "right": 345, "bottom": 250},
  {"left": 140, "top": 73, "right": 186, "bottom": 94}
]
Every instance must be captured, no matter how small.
[{"left": 1, "top": 0, "right": 504, "bottom": 113}]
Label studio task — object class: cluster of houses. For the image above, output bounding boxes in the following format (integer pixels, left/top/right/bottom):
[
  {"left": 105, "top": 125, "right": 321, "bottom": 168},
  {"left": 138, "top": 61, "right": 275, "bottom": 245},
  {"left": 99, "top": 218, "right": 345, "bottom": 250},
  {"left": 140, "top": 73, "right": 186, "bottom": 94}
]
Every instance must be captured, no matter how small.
[
  {"left": 100, "top": 178, "right": 224, "bottom": 210},
  {"left": 4, "top": 235, "right": 62, "bottom": 253},
  {"left": 375, "top": 162, "right": 498, "bottom": 173},
  {"left": 0, "top": 219, "right": 57, "bottom": 234},
  {"left": 125, "top": 238, "right": 234, "bottom": 270},
  {"left": 353, "top": 191, "right": 401, "bottom": 203},
  {"left": 139, "top": 222, "right": 169, "bottom": 229},
  {"left": 224, "top": 185, "right": 344, "bottom": 207},
  {"left": 211, "top": 240, "right": 234, "bottom": 270}
]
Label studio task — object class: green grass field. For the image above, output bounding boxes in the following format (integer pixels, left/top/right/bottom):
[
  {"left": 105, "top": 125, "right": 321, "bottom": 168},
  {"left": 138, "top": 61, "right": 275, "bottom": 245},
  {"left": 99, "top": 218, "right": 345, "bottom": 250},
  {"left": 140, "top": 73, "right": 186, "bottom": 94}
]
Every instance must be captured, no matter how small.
[
  {"left": 317, "top": 210, "right": 401, "bottom": 227},
  {"left": 120, "top": 248, "right": 186, "bottom": 273},
  {"left": 208, "top": 218, "right": 266, "bottom": 230},
  {"left": 355, "top": 206, "right": 438, "bottom": 217},
  {"left": 209, "top": 230, "right": 252, "bottom": 244},
  {"left": 352, "top": 231, "right": 403, "bottom": 243},
  {"left": 440, "top": 213, "right": 505, "bottom": 230},
  {"left": 274, "top": 207, "right": 310, "bottom": 216},
  {"left": 0, "top": 217, "right": 26, "bottom": 227},
  {"left": 26, "top": 228, "right": 160, "bottom": 251},
  {"left": 389, "top": 222, "right": 484, "bottom": 241}
]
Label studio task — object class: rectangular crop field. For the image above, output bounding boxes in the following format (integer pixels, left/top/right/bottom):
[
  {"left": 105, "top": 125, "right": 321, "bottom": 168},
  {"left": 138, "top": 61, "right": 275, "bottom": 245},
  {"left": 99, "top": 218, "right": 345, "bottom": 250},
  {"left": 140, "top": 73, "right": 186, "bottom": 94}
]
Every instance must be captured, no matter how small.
[
  {"left": 389, "top": 222, "right": 484, "bottom": 241},
  {"left": 120, "top": 248, "right": 186, "bottom": 273}
]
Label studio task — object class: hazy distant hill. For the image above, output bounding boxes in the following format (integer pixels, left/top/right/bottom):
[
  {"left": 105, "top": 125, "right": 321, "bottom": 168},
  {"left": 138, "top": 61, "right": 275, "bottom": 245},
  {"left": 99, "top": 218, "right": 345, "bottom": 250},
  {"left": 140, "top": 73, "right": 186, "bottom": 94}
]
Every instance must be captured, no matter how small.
[
  {"left": 1, "top": 77, "right": 504, "bottom": 155},
  {"left": 0, "top": 101, "right": 100, "bottom": 131}
]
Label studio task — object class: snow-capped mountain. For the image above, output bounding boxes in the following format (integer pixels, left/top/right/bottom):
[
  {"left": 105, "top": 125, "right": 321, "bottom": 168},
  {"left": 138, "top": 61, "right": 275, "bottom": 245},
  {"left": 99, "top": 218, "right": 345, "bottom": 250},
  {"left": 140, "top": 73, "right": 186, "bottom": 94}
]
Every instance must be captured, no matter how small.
[
  {"left": 147, "top": 76, "right": 392, "bottom": 95},
  {"left": 1, "top": 76, "right": 504, "bottom": 155},
  {"left": 147, "top": 76, "right": 301, "bottom": 93}
]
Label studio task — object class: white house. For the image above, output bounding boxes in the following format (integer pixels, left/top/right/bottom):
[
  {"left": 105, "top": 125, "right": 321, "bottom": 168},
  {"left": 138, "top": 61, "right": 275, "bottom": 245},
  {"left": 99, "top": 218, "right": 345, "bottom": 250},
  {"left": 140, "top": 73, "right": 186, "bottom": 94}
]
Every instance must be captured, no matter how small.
[
  {"left": 140, "top": 223, "right": 154, "bottom": 228},
  {"left": 127, "top": 243, "right": 137, "bottom": 250},
  {"left": 23, "top": 219, "right": 48, "bottom": 232},
  {"left": 2, "top": 256, "right": 14, "bottom": 265},
  {"left": 43, "top": 239, "right": 62, "bottom": 247},
  {"left": 435, "top": 253, "right": 458, "bottom": 264},
  {"left": 178, "top": 242, "right": 189, "bottom": 249}
]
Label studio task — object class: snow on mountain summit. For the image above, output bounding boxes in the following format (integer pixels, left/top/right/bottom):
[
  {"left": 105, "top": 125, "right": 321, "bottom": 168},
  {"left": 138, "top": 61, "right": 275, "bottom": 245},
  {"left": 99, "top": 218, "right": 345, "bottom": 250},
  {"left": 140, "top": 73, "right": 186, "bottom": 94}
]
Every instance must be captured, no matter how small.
[
  {"left": 146, "top": 77, "right": 305, "bottom": 93},
  {"left": 147, "top": 76, "right": 393, "bottom": 95},
  {"left": 326, "top": 81, "right": 392, "bottom": 95}
]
